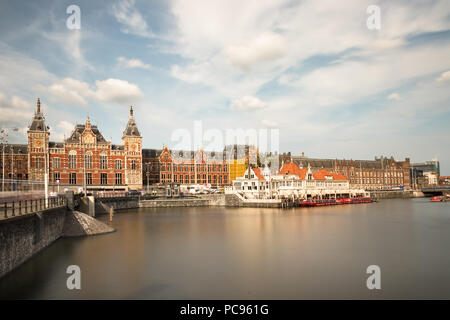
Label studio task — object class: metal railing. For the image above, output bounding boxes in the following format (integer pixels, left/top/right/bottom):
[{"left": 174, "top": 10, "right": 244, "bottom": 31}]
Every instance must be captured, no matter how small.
[{"left": 0, "top": 195, "right": 67, "bottom": 220}]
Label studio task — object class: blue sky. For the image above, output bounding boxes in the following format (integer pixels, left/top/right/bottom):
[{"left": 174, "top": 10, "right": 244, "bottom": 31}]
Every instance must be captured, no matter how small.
[{"left": 0, "top": 0, "right": 449, "bottom": 174}]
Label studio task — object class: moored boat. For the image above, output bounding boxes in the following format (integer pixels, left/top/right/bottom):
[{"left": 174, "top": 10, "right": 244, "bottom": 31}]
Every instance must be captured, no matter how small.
[
  {"left": 299, "top": 197, "right": 373, "bottom": 207},
  {"left": 430, "top": 196, "right": 443, "bottom": 202}
]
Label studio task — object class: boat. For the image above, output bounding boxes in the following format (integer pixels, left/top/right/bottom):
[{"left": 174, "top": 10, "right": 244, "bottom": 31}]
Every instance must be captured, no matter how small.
[
  {"left": 349, "top": 197, "right": 373, "bottom": 204},
  {"left": 299, "top": 199, "right": 338, "bottom": 207},
  {"left": 299, "top": 197, "right": 373, "bottom": 207},
  {"left": 430, "top": 196, "right": 443, "bottom": 202}
]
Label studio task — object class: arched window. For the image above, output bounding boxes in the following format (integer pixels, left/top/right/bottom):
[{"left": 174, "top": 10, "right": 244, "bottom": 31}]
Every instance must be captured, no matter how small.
[{"left": 69, "top": 150, "right": 77, "bottom": 169}]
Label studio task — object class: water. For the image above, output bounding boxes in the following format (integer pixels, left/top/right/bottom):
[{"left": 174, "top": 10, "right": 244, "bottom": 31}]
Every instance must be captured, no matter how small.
[{"left": 1, "top": 198, "right": 449, "bottom": 299}]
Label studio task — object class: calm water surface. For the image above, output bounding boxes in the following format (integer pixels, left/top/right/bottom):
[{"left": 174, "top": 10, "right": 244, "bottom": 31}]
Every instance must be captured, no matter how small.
[{"left": 1, "top": 198, "right": 449, "bottom": 299}]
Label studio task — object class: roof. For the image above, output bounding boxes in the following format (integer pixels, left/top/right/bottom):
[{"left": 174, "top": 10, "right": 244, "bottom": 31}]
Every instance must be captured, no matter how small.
[
  {"left": 66, "top": 124, "right": 108, "bottom": 144},
  {"left": 278, "top": 162, "right": 348, "bottom": 181},
  {"left": 278, "top": 162, "right": 307, "bottom": 179},
  {"left": 3, "top": 144, "right": 28, "bottom": 154},
  {"left": 291, "top": 156, "right": 402, "bottom": 170},
  {"left": 28, "top": 111, "right": 47, "bottom": 132},
  {"left": 142, "top": 148, "right": 162, "bottom": 158},
  {"left": 312, "top": 169, "right": 348, "bottom": 181},
  {"left": 49, "top": 142, "right": 64, "bottom": 148},
  {"left": 252, "top": 167, "right": 265, "bottom": 180},
  {"left": 122, "top": 118, "right": 141, "bottom": 137}
]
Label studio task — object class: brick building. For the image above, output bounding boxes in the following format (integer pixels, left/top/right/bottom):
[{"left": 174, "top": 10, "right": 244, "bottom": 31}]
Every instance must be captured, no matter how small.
[
  {"left": 2, "top": 99, "right": 143, "bottom": 192},
  {"left": 281, "top": 154, "right": 411, "bottom": 190},
  {"left": 142, "top": 146, "right": 230, "bottom": 188}
]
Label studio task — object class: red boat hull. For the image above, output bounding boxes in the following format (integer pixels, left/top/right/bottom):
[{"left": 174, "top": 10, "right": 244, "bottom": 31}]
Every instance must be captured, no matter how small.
[{"left": 299, "top": 197, "right": 373, "bottom": 207}]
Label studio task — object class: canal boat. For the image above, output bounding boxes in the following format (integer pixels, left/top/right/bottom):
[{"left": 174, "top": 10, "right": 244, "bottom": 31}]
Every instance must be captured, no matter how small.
[
  {"left": 430, "top": 196, "right": 443, "bottom": 202},
  {"left": 299, "top": 196, "right": 373, "bottom": 207}
]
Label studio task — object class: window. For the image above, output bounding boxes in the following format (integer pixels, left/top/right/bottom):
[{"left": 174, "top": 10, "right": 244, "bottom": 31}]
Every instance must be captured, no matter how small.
[
  {"left": 100, "top": 153, "right": 108, "bottom": 169},
  {"left": 219, "top": 175, "right": 223, "bottom": 184},
  {"left": 85, "top": 173, "right": 92, "bottom": 185},
  {"left": 53, "top": 172, "right": 60, "bottom": 183},
  {"left": 101, "top": 173, "right": 108, "bottom": 185},
  {"left": 69, "top": 173, "right": 77, "bottom": 185},
  {"left": 115, "top": 159, "right": 122, "bottom": 170},
  {"left": 69, "top": 151, "right": 77, "bottom": 169},
  {"left": 36, "top": 157, "right": 43, "bottom": 169},
  {"left": 17, "top": 160, "right": 22, "bottom": 170},
  {"left": 85, "top": 152, "right": 93, "bottom": 169},
  {"left": 131, "top": 159, "right": 136, "bottom": 170},
  {"left": 53, "top": 158, "right": 60, "bottom": 169},
  {"left": 116, "top": 172, "right": 122, "bottom": 184},
  {"left": 161, "top": 163, "right": 166, "bottom": 171}
]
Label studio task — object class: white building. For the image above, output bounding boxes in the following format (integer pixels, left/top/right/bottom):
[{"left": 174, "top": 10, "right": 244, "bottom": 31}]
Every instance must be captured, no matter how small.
[{"left": 228, "top": 162, "right": 368, "bottom": 200}]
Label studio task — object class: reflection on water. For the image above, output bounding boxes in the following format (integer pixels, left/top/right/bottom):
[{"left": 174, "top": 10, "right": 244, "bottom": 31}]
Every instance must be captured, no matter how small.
[{"left": 1, "top": 198, "right": 449, "bottom": 299}]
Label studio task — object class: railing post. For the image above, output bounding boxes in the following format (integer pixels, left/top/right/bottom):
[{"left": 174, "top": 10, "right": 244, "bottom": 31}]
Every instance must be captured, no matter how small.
[
  {"left": 40, "top": 198, "right": 42, "bottom": 210},
  {"left": 19, "top": 200, "right": 22, "bottom": 215},
  {"left": 12, "top": 201, "right": 15, "bottom": 217},
  {"left": 25, "top": 199, "right": 28, "bottom": 213},
  {"left": 3, "top": 202, "right": 7, "bottom": 219}
]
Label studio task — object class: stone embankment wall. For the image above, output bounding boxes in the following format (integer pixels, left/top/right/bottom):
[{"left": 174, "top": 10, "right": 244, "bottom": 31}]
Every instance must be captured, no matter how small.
[
  {"left": 94, "top": 197, "right": 139, "bottom": 215},
  {"left": 140, "top": 198, "right": 210, "bottom": 208},
  {"left": 370, "top": 191, "right": 415, "bottom": 199},
  {"left": 0, "top": 193, "right": 116, "bottom": 279},
  {"left": 0, "top": 207, "right": 67, "bottom": 278}
]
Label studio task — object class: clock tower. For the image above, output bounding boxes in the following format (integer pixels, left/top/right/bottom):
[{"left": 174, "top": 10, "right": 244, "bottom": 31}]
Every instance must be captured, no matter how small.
[
  {"left": 122, "top": 106, "right": 143, "bottom": 190},
  {"left": 27, "top": 98, "right": 49, "bottom": 182}
]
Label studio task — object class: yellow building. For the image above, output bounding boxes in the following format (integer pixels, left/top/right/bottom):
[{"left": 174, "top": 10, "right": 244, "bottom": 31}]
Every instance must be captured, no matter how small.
[{"left": 228, "top": 159, "right": 248, "bottom": 182}]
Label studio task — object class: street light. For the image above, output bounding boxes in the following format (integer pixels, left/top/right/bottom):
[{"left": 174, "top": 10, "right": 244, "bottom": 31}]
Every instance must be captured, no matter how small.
[{"left": 1, "top": 127, "right": 19, "bottom": 193}]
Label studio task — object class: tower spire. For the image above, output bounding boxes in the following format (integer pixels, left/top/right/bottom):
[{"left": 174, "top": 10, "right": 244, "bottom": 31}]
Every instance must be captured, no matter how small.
[
  {"left": 37, "top": 98, "right": 41, "bottom": 113},
  {"left": 130, "top": 106, "right": 134, "bottom": 119}
]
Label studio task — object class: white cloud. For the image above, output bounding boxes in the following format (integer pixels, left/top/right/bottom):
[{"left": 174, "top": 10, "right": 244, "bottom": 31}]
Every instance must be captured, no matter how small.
[
  {"left": 50, "top": 120, "right": 75, "bottom": 141},
  {"left": 230, "top": 96, "right": 267, "bottom": 111},
  {"left": 387, "top": 93, "right": 401, "bottom": 101},
  {"left": 46, "top": 83, "right": 87, "bottom": 106},
  {"left": 117, "top": 56, "right": 151, "bottom": 70},
  {"left": 112, "top": 0, "right": 153, "bottom": 38},
  {"left": 43, "top": 78, "right": 143, "bottom": 105},
  {"left": 0, "top": 92, "right": 34, "bottom": 126},
  {"left": 94, "top": 78, "right": 143, "bottom": 103},
  {"left": 226, "top": 32, "right": 287, "bottom": 71},
  {"left": 436, "top": 70, "right": 450, "bottom": 82},
  {"left": 261, "top": 119, "right": 279, "bottom": 128}
]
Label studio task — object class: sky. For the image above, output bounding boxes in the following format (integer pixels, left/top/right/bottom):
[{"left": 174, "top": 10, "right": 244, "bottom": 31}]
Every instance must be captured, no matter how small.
[{"left": 0, "top": 0, "right": 449, "bottom": 174}]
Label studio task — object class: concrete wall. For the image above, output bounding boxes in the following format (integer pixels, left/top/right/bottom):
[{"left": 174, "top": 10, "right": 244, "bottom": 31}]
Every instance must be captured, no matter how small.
[
  {"left": 370, "top": 190, "right": 414, "bottom": 199},
  {"left": 94, "top": 198, "right": 139, "bottom": 215},
  {"left": 140, "top": 198, "right": 210, "bottom": 208},
  {"left": 224, "top": 194, "right": 282, "bottom": 208},
  {"left": 197, "top": 194, "right": 226, "bottom": 206},
  {"left": 0, "top": 207, "right": 67, "bottom": 278}
]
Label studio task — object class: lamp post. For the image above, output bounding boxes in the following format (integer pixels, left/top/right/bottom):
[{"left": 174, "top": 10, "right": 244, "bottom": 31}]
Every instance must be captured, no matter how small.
[{"left": 43, "top": 123, "right": 49, "bottom": 208}]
